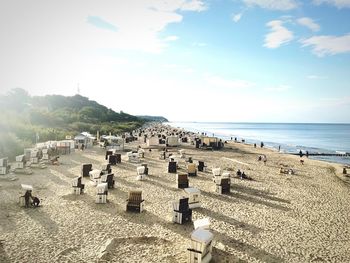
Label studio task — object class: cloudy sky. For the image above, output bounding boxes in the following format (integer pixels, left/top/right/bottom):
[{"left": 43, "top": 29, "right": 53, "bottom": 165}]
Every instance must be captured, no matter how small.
[{"left": 1, "top": 0, "right": 349, "bottom": 122}]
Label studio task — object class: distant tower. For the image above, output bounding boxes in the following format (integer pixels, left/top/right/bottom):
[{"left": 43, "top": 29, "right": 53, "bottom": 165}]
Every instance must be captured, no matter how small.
[{"left": 77, "top": 83, "right": 80, "bottom": 95}]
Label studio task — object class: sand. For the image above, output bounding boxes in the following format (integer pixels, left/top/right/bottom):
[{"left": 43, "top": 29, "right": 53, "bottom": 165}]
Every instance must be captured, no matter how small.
[{"left": 1, "top": 135, "right": 350, "bottom": 262}]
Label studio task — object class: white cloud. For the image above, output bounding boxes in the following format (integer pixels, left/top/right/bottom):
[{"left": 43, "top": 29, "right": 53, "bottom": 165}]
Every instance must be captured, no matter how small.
[
  {"left": 264, "top": 20, "right": 294, "bottom": 48},
  {"left": 0, "top": 0, "right": 208, "bottom": 55},
  {"left": 164, "top": 35, "right": 179, "bottom": 41},
  {"left": 146, "top": 0, "right": 207, "bottom": 12},
  {"left": 313, "top": 0, "right": 350, "bottom": 8},
  {"left": 301, "top": 34, "right": 350, "bottom": 56},
  {"left": 297, "top": 17, "right": 320, "bottom": 32},
  {"left": 243, "top": 0, "right": 298, "bottom": 10},
  {"left": 207, "top": 76, "right": 254, "bottom": 89},
  {"left": 232, "top": 13, "right": 243, "bottom": 22},
  {"left": 181, "top": 0, "right": 208, "bottom": 11},
  {"left": 265, "top": 85, "right": 291, "bottom": 92}
]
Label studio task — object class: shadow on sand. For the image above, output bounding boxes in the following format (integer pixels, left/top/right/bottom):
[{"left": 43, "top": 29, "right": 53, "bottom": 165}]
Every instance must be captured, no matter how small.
[
  {"left": 0, "top": 241, "right": 10, "bottom": 263},
  {"left": 24, "top": 208, "right": 59, "bottom": 233},
  {"left": 215, "top": 231, "right": 285, "bottom": 263}
]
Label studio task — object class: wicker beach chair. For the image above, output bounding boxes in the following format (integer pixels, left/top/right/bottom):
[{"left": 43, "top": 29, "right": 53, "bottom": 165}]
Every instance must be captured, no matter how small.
[
  {"left": 215, "top": 177, "right": 230, "bottom": 194},
  {"left": 187, "top": 163, "right": 197, "bottom": 177},
  {"left": 198, "top": 161, "right": 206, "bottom": 172},
  {"left": 176, "top": 173, "right": 189, "bottom": 189},
  {"left": 126, "top": 190, "right": 144, "bottom": 212},
  {"left": 168, "top": 161, "right": 177, "bottom": 173},
  {"left": 81, "top": 163, "right": 92, "bottom": 177}
]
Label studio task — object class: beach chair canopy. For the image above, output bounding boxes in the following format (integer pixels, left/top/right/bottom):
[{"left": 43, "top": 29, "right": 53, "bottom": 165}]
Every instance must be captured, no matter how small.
[{"left": 21, "top": 184, "right": 33, "bottom": 191}]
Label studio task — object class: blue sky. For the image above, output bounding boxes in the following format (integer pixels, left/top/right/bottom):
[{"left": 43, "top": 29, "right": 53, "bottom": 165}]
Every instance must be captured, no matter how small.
[{"left": 0, "top": 0, "right": 349, "bottom": 122}]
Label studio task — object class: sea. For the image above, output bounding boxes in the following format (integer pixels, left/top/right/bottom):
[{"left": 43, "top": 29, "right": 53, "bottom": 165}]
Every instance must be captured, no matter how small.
[{"left": 165, "top": 122, "right": 350, "bottom": 165}]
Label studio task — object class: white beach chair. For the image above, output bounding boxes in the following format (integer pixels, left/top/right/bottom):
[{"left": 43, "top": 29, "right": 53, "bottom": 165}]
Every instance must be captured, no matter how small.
[
  {"left": 184, "top": 188, "right": 201, "bottom": 209},
  {"left": 96, "top": 183, "right": 108, "bottom": 204},
  {"left": 89, "top": 169, "right": 102, "bottom": 186},
  {"left": 188, "top": 228, "right": 214, "bottom": 263},
  {"left": 136, "top": 166, "right": 146, "bottom": 181}
]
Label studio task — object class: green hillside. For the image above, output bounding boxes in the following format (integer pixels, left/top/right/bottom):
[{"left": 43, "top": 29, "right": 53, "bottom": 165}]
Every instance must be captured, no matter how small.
[
  {"left": 0, "top": 88, "right": 145, "bottom": 158},
  {"left": 137, "top": 115, "right": 168, "bottom": 122}
]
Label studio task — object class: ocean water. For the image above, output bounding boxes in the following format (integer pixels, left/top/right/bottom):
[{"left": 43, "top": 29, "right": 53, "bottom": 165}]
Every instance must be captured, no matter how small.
[{"left": 166, "top": 122, "right": 350, "bottom": 165}]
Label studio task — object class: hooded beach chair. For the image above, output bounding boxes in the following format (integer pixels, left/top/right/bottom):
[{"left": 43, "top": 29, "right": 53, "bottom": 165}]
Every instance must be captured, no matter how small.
[
  {"left": 198, "top": 161, "right": 206, "bottom": 172},
  {"left": 215, "top": 177, "right": 230, "bottom": 194},
  {"left": 168, "top": 160, "right": 177, "bottom": 173},
  {"left": 184, "top": 188, "right": 201, "bottom": 209},
  {"left": 176, "top": 173, "right": 189, "bottom": 189},
  {"left": 105, "top": 173, "right": 115, "bottom": 189},
  {"left": 172, "top": 197, "right": 192, "bottom": 224},
  {"left": 138, "top": 148, "right": 145, "bottom": 158},
  {"left": 89, "top": 169, "right": 102, "bottom": 185},
  {"left": 101, "top": 164, "right": 112, "bottom": 174},
  {"left": 81, "top": 163, "right": 92, "bottom": 177},
  {"left": 141, "top": 163, "right": 148, "bottom": 175},
  {"left": 136, "top": 166, "right": 146, "bottom": 181},
  {"left": 187, "top": 163, "right": 197, "bottom": 177},
  {"left": 109, "top": 154, "right": 117, "bottom": 165},
  {"left": 127, "top": 152, "right": 140, "bottom": 163},
  {"left": 96, "top": 183, "right": 108, "bottom": 204},
  {"left": 0, "top": 157, "right": 9, "bottom": 175},
  {"left": 105, "top": 150, "right": 114, "bottom": 160},
  {"left": 12, "top": 155, "right": 26, "bottom": 169},
  {"left": 188, "top": 228, "right": 214, "bottom": 263},
  {"left": 72, "top": 176, "right": 85, "bottom": 195},
  {"left": 126, "top": 190, "right": 144, "bottom": 212}
]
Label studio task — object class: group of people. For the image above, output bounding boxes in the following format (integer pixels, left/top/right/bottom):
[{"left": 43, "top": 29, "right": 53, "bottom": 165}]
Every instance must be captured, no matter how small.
[
  {"left": 24, "top": 190, "right": 40, "bottom": 208},
  {"left": 236, "top": 169, "right": 251, "bottom": 180},
  {"left": 257, "top": 155, "right": 267, "bottom": 165}
]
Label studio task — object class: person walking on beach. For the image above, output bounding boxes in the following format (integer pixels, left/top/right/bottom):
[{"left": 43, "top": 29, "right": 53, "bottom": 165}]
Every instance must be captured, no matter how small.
[
  {"left": 263, "top": 155, "right": 267, "bottom": 165},
  {"left": 24, "top": 190, "right": 33, "bottom": 208},
  {"left": 306, "top": 151, "right": 309, "bottom": 158},
  {"left": 299, "top": 150, "right": 303, "bottom": 158},
  {"left": 260, "top": 142, "right": 264, "bottom": 148},
  {"left": 278, "top": 145, "right": 281, "bottom": 152}
]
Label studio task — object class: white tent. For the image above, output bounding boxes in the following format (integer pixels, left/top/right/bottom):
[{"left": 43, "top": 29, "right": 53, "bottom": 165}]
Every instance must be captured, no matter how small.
[{"left": 167, "top": 136, "right": 179, "bottom": 147}]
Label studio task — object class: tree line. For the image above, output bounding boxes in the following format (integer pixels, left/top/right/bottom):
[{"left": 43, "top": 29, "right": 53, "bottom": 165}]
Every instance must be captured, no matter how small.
[{"left": 0, "top": 88, "right": 145, "bottom": 158}]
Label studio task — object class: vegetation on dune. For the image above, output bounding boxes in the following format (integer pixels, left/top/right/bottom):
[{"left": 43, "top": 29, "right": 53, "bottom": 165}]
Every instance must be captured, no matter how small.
[{"left": 0, "top": 88, "right": 146, "bottom": 158}]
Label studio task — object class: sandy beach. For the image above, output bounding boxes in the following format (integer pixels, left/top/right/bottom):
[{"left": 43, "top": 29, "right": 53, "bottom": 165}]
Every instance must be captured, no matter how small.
[{"left": 1, "top": 132, "right": 350, "bottom": 263}]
